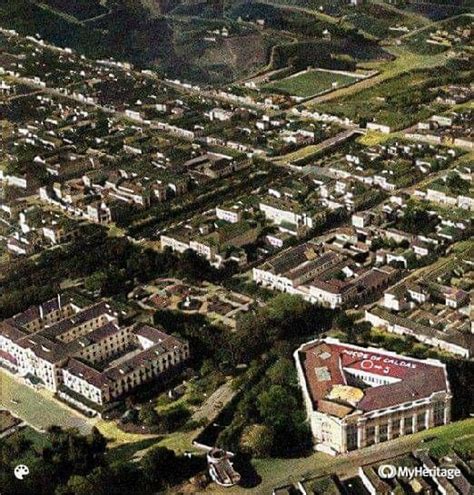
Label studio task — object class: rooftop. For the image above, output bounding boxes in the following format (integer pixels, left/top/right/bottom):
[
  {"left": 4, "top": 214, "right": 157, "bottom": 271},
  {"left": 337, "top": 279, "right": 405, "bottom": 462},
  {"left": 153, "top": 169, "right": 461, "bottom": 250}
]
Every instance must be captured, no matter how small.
[{"left": 296, "top": 338, "right": 450, "bottom": 416}]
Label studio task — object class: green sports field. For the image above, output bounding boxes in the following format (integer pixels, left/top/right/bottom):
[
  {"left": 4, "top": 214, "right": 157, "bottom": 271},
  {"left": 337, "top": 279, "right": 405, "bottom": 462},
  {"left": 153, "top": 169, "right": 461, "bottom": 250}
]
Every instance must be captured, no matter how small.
[{"left": 264, "top": 69, "right": 358, "bottom": 98}]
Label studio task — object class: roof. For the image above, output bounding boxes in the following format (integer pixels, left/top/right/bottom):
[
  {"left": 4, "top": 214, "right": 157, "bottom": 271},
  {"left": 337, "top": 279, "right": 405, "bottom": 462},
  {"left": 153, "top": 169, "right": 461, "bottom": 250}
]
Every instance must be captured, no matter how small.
[
  {"left": 261, "top": 241, "right": 320, "bottom": 275},
  {"left": 9, "top": 295, "right": 66, "bottom": 327},
  {"left": 41, "top": 301, "right": 115, "bottom": 339},
  {"left": 65, "top": 358, "right": 111, "bottom": 388},
  {"left": 297, "top": 338, "right": 449, "bottom": 416},
  {"left": 134, "top": 322, "right": 182, "bottom": 346},
  {"left": 369, "top": 306, "right": 474, "bottom": 355},
  {"left": 58, "top": 322, "right": 188, "bottom": 389}
]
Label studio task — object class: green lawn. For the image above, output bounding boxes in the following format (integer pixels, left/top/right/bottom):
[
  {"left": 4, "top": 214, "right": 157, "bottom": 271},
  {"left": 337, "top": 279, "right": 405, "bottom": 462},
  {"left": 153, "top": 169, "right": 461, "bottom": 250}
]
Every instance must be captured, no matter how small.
[
  {"left": 339, "top": 3, "right": 428, "bottom": 39},
  {"left": 0, "top": 370, "right": 94, "bottom": 434},
  {"left": 264, "top": 70, "right": 358, "bottom": 98},
  {"left": 314, "top": 55, "right": 470, "bottom": 129},
  {"left": 307, "top": 45, "right": 449, "bottom": 107},
  {"left": 273, "top": 144, "right": 323, "bottom": 164},
  {"left": 96, "top": 419, "right": 159, "bottom": 447},
  {"left": 205, "top": 419, "right": 474, "bottom": 495},
  {"left": 106, "top": 437, "right": 159, "bottom": 465}
]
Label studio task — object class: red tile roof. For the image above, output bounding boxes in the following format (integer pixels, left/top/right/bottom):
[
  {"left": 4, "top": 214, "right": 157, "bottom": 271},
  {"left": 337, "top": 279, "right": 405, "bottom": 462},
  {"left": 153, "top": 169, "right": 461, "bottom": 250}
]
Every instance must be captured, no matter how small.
[{"left": 298, "top": 339, "right": 449, "bottom": 415}]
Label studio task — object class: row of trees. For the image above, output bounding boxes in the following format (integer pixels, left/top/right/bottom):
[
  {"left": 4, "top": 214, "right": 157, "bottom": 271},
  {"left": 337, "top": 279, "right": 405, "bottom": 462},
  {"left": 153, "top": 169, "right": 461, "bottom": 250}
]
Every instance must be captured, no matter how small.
[
  {"left": 217, "top": 357, "right": 312, "bottom": 458},
  {"left": 155, "top": 293, "right": 334, "bottom": 370}
]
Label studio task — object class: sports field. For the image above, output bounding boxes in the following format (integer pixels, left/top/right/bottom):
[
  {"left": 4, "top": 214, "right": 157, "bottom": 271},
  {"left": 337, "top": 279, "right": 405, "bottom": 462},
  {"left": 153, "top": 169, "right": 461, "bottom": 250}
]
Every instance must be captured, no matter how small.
[{"left": 264, "top": 69, "right": 358, "bottom": 98}]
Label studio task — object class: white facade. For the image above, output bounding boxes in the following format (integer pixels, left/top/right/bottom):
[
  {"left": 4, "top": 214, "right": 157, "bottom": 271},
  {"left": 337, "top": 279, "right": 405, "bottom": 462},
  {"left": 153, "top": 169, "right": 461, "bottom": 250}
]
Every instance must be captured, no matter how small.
[
  {"left": 259, "top": 202, "right": 313, "bottom": 229},
  {"left": 216, "top": 206, "right": 242, "bottom": 224},
  {"left": 160, "top": 234, "right": 190, "bottom": 253}
]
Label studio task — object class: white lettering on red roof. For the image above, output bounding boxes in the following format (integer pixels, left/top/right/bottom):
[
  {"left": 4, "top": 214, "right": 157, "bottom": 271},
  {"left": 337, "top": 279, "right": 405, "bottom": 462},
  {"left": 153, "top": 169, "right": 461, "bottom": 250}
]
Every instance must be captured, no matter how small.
[{"left": 342, "top": 349, "right": 417, "bottom": 374}]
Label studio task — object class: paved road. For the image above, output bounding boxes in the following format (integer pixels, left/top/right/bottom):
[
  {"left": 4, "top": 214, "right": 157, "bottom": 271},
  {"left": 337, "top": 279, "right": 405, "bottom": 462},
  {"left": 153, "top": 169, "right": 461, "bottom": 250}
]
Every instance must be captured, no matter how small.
[
  {"left": 191, "top": 380, "right": 237, "bottom": 424},
  {"left": 273, "top": 128, "right": 362, "bottom": 166}
]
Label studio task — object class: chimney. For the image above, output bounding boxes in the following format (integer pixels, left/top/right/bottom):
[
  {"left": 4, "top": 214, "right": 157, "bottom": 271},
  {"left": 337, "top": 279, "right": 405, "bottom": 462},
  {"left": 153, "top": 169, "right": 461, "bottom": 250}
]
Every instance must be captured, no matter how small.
[
  {"left": 39, "top": 304, "right": 44, "bottom": 320},
  {"left": 57, "top": 293, "right": 62, "bottom": 310}
]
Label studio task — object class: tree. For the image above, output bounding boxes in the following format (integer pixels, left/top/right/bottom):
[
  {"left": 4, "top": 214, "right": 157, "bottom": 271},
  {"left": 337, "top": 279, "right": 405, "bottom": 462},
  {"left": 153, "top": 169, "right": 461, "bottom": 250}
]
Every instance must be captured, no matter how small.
[
  {"left": 84, "top": 271, "right": 107, "bottom": 293},
  {"left": 42, "top": 427, "right": 106, "bottom": 478},
  {"left": 141, "top": 447, "right": 178, "bottom": 486},
  {"left": 258, "top": 385, "right": 298, "bottom": 430},
  {"left": 61, "top": 475, "right": 95, "bottom": 495},
  {"left": 87, "top": 428, "right": 107, "bottom": 455},
  {"left": 6, "top": 431, "right": 32, "bottom": 456},
  {"left": 266, "top": 358, "right": 295, "bottom": 387},
  {"left": 138, "top": 404, "right": 160, "bottom": 427},
  {"left": 334, "top": 311, "right": 354, "bottom": 332},
  {"left": 446, "top": 172, "right": 469, "bottom": 195},
  {"left": 399, "top": 203, "right": 438, "bottom": 235},
  {"left": 240, "top": 424, "right": 274, "bottom": 457}
]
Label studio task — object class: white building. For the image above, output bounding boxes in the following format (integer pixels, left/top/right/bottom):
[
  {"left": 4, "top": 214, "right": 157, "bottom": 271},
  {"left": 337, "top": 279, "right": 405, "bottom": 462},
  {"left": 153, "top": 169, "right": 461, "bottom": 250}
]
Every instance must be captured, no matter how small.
[
  {"left": 0, "top": 297, "right": 189, "bottom": 410},
  {"left": 294, "top": 338, "right": 451, "bottom": 455}
]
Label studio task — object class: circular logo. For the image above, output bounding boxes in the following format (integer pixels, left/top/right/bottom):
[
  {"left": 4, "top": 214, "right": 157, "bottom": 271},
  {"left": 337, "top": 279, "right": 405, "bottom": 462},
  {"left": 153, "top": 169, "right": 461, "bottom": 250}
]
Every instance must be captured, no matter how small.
[
  {"left": 360, "top": 359, "right": 374, "bottom": 370},
  {"left": 14, "top": 464, "right": 30, "bottom": 480},
  {"left": 378, "top": 464, "right": 397, "bottom": 479}
]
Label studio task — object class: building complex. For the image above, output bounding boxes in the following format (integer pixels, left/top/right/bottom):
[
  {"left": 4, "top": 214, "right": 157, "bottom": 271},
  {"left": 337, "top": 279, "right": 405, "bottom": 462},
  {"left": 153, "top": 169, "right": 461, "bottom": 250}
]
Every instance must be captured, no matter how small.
[{"left": 0, "top": 296, "right": 189, "bottom": 412}]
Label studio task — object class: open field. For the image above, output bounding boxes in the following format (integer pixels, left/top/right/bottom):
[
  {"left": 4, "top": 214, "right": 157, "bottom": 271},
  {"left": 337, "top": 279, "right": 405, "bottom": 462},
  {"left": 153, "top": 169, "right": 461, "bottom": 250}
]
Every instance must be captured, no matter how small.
[
  {"left": 403, "top": 13, "right": 473, "bottom": 54},
  {"left": 0, "top": 370, "right": 94, "bottom": 433},
  {"left": 42, "top": 0, "right": 107, "bottom": 21},
  {"left": 356, "top": 130, "right": 399, "bottom": 147},
  {"left": 338, "top": 2, "right": 429, "bottom": 39},
  {"left": 314, "top": 60, "right": 471, "bottom": 129},
  {"left": 264, "top": 69, "right": 358, "bottom": 97},
  {"left": 306, "top": 45, "right": 450, "bottom": 107},
  {"left": 404, "top": 2, "right": 472, "bottom": 21}
]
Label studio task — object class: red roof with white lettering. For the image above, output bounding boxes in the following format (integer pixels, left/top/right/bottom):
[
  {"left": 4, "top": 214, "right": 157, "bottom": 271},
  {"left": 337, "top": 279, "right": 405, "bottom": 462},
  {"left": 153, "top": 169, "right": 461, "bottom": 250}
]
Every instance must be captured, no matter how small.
[{"left": 298, "top": 340, "right": 449, "bottom": 414}]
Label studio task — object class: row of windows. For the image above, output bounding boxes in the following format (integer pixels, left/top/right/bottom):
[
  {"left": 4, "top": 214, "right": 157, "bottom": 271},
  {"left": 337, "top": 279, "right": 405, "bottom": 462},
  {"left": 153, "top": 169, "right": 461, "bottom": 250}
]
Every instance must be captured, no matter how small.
[{"left": 346, "top": 409, "right": 438, "bottom": 450}]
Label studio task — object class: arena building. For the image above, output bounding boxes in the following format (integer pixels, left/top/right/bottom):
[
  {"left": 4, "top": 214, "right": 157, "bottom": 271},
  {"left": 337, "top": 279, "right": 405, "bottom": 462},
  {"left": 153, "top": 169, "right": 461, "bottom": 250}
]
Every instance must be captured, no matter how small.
[{"left": 294, "top": 337, "right": 451, "bottom": 455}]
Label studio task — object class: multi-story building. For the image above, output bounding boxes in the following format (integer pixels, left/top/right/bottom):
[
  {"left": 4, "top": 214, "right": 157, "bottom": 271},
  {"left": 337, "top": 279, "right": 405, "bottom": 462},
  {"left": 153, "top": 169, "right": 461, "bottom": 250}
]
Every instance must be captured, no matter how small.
[
  {"left": 259, "top": 197, "right": 314, "bottom": 229},
  {"left": 161, "top": 221, "right": 259, "bottom": 267},
  {"left": 294, "top": 338, "right": 452, "bottom": 455},
  {"left": 61, "top": 323, "right": 189, "bottom": 407},
  {"left": 0, "top": 297, "right": 189, "bottom": 411},
  {"left": 216, "top": 205, "right": 242, "bottom": 224},
  {"left": 253, "top": 242, "right": 341, "bottom": 293}
]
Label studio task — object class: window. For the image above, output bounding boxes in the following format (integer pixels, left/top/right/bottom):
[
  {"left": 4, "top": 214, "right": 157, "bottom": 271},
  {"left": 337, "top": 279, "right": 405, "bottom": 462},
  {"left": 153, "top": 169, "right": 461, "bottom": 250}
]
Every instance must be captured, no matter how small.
[
  {"left": 379, "top": 424, "right": 388, "bottom": 442},
  {"left": 366, "top": 426, "right": 375, "bottom": 446},
  {"left": 391, "top": 419, "right": 400, "bottom": 438},
  {"left": 417, "top": 412, "right": 426, "bottom": 431},
  {"left": 346, "top": 425, "right": 358, "bottom": 451},
  {"left": 434, "top": 402, "right": 445, "bottom": 426}
]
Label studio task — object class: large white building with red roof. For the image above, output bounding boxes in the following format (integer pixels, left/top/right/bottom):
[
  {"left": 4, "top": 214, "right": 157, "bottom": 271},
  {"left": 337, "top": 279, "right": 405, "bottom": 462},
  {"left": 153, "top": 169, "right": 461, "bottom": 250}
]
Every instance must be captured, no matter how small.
[{"left": 294, "top": 338, "right": 452, "bottom": 455}]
